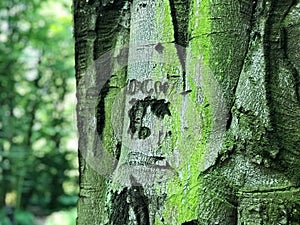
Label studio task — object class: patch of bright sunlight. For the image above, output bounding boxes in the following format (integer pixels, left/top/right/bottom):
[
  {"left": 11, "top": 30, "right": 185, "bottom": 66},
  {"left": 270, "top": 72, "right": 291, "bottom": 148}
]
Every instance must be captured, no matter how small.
[{"left": 45, "top": 208, "right": 77, "bottom": 225}]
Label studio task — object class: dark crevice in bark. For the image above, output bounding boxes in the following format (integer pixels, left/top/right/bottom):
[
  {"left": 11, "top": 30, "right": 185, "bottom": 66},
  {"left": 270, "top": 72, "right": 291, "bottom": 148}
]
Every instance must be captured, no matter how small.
[
  {"left": 169, "top": 0, "right": 190, "bottom": 90},
  {"left": 129, "top": 176, "right": 150, "bottom": 225},
  {"left": 110, "top": 188, "right": 130, "bottom": 225},
  {"left": 105, "top": 175, "right": 150, "bottom": 225},
  {"left": 227, "top": 0, "right": 257, "bottom": 131},
  {"left": 226, "top": 112, "right": 233, "bottom": 130},
  {"left": 115, "top": 141, "right": 122, "bottom": 160},
  {"left": 181, "top": 220, "right": 198, "bottom": 225},
  {"left": 96, "top": 81, "right": 110, "bottom": 136},
  {"left": 168, "top": 0, "right": 190, "bottom": 47},
  {"left": 242, "top": 185, "right": 299, "bottom": 194}
]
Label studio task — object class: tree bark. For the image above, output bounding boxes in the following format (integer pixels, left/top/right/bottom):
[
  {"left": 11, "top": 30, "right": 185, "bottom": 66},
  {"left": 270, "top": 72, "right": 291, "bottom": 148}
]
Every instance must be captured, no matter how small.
[{"left": 74, "top": 0, "right": 300, "bottom": 224}]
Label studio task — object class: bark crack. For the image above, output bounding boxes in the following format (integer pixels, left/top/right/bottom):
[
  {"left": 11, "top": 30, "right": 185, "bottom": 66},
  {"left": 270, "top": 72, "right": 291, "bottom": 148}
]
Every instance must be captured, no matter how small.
[
  {"left": 241, "top": 185, "right": 300, "bottom": 194},
  {"left": 227, "top": 0, "right": 258, "bottom": 131},
  {"left": 169, "top": 0, "right": 191, "bottom": 90},
  {"left": 225, "top": 0, "right": 258, "bottom": 132}
]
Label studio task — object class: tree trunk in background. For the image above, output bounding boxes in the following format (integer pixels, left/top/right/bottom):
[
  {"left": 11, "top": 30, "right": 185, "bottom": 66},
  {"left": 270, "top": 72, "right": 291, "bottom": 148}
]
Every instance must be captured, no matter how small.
[{"left": 74, "top": 0, "right": 300, "bottom": 224}]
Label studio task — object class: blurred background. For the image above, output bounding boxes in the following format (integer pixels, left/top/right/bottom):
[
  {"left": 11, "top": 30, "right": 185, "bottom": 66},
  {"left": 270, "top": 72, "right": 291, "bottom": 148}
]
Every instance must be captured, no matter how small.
[{"left": 0, "top": 0, "right": 78, "bottom": 224}]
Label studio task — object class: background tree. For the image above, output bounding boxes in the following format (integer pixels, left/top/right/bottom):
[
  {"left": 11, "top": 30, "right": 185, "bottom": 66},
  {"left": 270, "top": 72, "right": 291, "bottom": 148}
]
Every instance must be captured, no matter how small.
[
  {"left": 74, "top": 0, "right": 300, "bottom": 224},
  {"left": 0, "top": 0, "right": 77, "bottom": 223}
]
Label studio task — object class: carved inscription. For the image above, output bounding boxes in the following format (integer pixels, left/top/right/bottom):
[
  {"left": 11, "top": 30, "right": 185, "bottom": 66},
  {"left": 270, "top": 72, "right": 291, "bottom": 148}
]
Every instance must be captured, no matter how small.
[
  {"left": 126, "top": 79, "right": 177, "bottom": 96},
  {"left": 128, "top": 96, "right": 171, "bottom": 139}
]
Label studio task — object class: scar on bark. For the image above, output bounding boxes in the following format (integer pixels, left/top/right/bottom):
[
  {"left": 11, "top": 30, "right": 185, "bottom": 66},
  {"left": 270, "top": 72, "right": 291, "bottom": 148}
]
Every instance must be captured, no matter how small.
[{"left": 128, "top": 96, "right": 171, "bottom": 139}]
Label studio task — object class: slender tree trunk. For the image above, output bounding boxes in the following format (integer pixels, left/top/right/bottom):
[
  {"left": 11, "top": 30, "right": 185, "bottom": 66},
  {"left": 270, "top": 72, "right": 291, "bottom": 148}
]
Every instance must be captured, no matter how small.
[{"left": 74, "top": 0, "right": 300, "bottom": 224}]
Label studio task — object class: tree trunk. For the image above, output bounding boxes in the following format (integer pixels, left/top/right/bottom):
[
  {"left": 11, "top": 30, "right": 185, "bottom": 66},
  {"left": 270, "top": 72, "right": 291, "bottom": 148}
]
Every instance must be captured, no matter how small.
[{"left": 74, "top": 0, "right": 300, "bottom": 224}]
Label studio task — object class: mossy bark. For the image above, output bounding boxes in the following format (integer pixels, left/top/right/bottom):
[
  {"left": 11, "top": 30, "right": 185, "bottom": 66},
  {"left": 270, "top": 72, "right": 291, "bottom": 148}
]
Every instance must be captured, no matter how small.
[
  {"left": 74, "top": 0, "right": 300, "bottom": 224},
  {"left": 195, "top": 0, "right": 300, "bottom": 224}
]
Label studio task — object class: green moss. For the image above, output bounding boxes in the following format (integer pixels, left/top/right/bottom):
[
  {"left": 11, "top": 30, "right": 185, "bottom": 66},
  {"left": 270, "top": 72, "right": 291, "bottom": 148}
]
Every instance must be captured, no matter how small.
[
  {"left": 102, "top": 68, "right": 127, "bottom": 163},
  {"left": 102, "top": 89, "right": 118, "bottom": 152},
  {"left": 189, "top": 0, "right": 211, "bottom": 64},
  {"left": 157, "top": 1, "right": 215, "bottom": 223},
  {"left": 154, "top": 0, "right": 175, "bottom": 43},
  {"left": 161, "top": 94, "right": 212, "bottom": 224}
]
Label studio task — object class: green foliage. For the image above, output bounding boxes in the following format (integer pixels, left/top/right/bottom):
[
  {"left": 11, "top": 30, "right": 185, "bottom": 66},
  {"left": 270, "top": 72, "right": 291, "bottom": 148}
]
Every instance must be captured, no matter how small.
[
  {"left": 0, "top": 209, "right": 36, "bottom": 225},
  {"left": 0, "top": 0, "right": 77, "bottom": 219},
  {"left": 14, "top": 210, "right": 35, "bottom": 225},
  {"left": 0, "top": 209, "right": 12, "bottom": 225}
]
